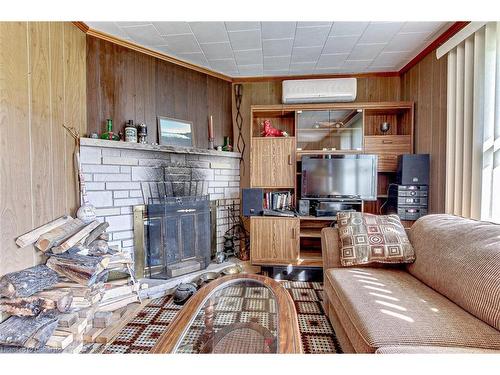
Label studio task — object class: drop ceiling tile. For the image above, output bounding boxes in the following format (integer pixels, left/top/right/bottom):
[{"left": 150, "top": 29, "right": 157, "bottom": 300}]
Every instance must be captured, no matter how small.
[
  {"left": 358, "top": 22, "right": 404, "bottom": 44},
  {"left": 348, "top": 43, "right": 386, "bottom": 60},
  {"left": 263, "top": 69, "right": 290, "bottom": 76},
  {"left": 153, "top": 22, "right": 191, "bottom": 35},
  {"left": 238, "top": 64, "right": 264, "bottom": 75},
  {"left": 228, "top": 29, "right": 261, "bottom": 51},
  {"left": 384, "top": 32, "right": 429, "bottom": 52},
  {"left": 316, "top": 53, "right": 349, "bottom": 68},
  {"left": 189, "top": 22, "right": 229, "bottom": 43},
  {"left": 371, "top": 51, "right": 410, "bottom": 67},
  {"left": 153, "top": 45, "right": 174, "bottom": 55},
  {"left": 234, "top": 49, "right": 263, "bottom": 65},
  {"left": 297, "top": 22, "right": 333, "bottom": 28},
  {"left": 200, "top": 42, "right": 233, "bottom": 60},
  {"left": 209, "top": 59, "right": 238, "bottom": 72},
  {"left": 261, "top": 22, "right": 296, "bottom": 39},
  {"left": 163, "top": 34, "right": 201, "bottom": 54},
  {"left": 344, "top": 59, "right": 372, "bottom": 69},
  {"left": 290, "top": 62, "right": 317, "bottom": 71},
  {"left": 323, "top": 35, "right": 359, "bottom": 54},
  {"left": 225, "top": 22, "right": 261, "bottom": 31},
  {"left": 264, "top": 56, "right": 290, "bottom": 70},
  {"left": 122, "top": 25, "right": 166, "bottom": 46},
  {"left": 263, "top": 39, "right": 294, "bottom": 57},
  {"left": 291, "top": 46, "right": 323, "bottom": 63},
  {"left": 87, "top": 22, "right": 129, "bottom": 39},
  {"left": 294, "top": 26, "right": 331, "bottom": 47},
  {"left": 116, "top": 22, "right": 151, "bottom": 27},
  {"left": 401, "top": 22, "right": 445, "bottom": 33},
  {"left": 315, "top": 66, "right": 345, "bottom": 73},
  {"left": 329, "top": 22, "right": 369, "bottom": 36},
  {"left": 176, "top": 52, "right": 209, "bottom": 67}
]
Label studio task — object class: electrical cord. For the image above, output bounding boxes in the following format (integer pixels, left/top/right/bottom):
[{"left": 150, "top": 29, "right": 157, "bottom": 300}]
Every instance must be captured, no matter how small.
[{"left": 379, "top": 183, "right": 398, "bottom": 214}]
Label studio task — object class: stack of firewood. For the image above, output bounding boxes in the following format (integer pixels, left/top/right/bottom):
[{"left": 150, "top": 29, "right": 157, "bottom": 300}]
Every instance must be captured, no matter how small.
[{"left": 0, "top": 215, "right": 144, "bottom": 353}]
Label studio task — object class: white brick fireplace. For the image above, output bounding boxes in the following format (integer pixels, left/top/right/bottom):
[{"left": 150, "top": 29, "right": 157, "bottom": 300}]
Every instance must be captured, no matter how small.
[{"left": 79, "top": 138, "right": 241, "bottom": 262}]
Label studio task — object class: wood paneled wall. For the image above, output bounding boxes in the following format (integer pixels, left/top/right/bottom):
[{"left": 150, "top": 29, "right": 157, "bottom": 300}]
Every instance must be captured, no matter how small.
[
  {"left": 232, "top": 76, "right": 402, "bottom": 188},
  {"left": 86, "top": 36, "right": 233, "bottom": 148},
  {"left": 401, "top": 53, "right": 448, "bottom": 213},
  {"left": 0, "top": 22, "right": 86, "bottom": 276}
]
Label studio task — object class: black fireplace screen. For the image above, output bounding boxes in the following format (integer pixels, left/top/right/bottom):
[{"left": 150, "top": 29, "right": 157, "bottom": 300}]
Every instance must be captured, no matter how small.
[{"left": 143, "top": 195, "right": 211, "bottom": 279}]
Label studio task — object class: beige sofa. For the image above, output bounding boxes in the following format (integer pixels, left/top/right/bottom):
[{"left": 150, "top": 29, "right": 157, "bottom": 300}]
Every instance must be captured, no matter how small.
[{"left": 321, "top": 214, "right": 500, "bottom": 353}]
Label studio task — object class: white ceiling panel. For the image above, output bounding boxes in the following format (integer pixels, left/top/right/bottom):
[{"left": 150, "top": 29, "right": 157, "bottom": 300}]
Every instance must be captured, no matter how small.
[
  {"left": 121, "top": 24, "right": 166, "bottom": 46},
  {"left": 316, "top": 53, "right": 349, "bottom": 68},
  {"left": 163, "top": 34, "right": 201, "bottom": 54},
  {"left": 225, "top": 22, "right": 260, "bottom": 31},
  {"left": 87, "top": 21, "right": 448, "bottom": 77},
  {"left": 152, "top": 22, "right": 191, "bottom": 36},
  {"left": 329, "top": 22, "right": 369, "bottom": 37},
  {"left": 323, "top": 35, "right": 359, "bottom": 54},
  {"left": 234, "top": 49, "right": 263, "bottom": 65},
  {"left": 358, "top": 22, "right": 404, "bottom": 44},
  {"left": 385, "top": 32, "right": 429, "bottom": 52},
  {"left": 348, "top": 43, "right": 386, "bottom": 60},
  {"left": 264, "top": 56, "right": 291, "bottom": 70},
  {"left": 175, "top": 52, "right": 209, "bottom": 67},
  {"left": 200, "top": 42, "right": 233, "bottom": 60},
  {"left": 294, "top": 25, "right": 331, "bottom": 47},
  {"left": 291, "top": 46, "right": 323, "bottom": 63},
  {"left": 228, "top": 29, "right": 262, "bottom": 50},
  {"left": 189, "top": 22, "right": 228, "bottom": 43},
  {"left": 263, "top": 38, "right": 294, "bottom": 57},
  {"left": 261, "top": 22, "right": 297, "bottom": 39}
]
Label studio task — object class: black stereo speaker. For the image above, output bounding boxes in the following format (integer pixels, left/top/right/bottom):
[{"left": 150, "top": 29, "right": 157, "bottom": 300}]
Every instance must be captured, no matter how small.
[
  {"left": 242, "top": 188, "right": 263, "bottom": 217},
  {"left": 397, "top": 154, "right": 430, "bottom": 185}
]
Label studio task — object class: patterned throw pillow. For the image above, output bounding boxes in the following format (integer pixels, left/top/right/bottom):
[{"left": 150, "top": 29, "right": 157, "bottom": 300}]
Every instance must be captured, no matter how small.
[{"left": 337, "top": 212, "right": 415, "bottom": 267}]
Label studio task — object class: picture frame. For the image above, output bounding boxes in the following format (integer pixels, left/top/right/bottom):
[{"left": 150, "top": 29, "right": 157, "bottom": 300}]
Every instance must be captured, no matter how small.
[{"left": 157, "top": 116, "right": 194, "bottom": 148}]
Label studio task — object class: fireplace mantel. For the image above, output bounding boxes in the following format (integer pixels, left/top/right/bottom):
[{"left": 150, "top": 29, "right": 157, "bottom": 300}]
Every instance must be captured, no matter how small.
[{"left": 80, "top": 138, "right": 241, "bottom": 159}]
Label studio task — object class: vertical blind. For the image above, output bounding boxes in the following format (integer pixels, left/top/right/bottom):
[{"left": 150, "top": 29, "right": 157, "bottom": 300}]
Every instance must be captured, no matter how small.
[{"left": 445, "top": 22, "right": 500, "bottom": 223}]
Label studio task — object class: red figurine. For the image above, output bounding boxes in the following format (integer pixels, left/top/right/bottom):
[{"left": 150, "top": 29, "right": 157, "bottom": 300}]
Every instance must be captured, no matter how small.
[{"left": 261, "top": 119, "right": 288, "bottom": 137}]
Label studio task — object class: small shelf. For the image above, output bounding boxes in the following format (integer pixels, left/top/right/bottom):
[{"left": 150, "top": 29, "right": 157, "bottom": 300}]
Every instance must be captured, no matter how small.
[
  {"left": 296, "top": 149, "right": 363, "bottom": 155},
  {"left": 299, "top": 229, "right": 322, "bottom": 238},
  {"left": 299, "top": 215, "right": 337, "bottom": 221}
]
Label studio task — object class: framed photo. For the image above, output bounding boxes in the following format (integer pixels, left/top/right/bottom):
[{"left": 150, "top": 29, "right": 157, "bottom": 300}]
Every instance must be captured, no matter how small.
[{"left": 157, "top": 116, "right": 194, "bottom": 147}]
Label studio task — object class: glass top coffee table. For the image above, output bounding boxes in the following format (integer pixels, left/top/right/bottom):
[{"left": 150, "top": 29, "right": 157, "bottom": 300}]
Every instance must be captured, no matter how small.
[{"left": 151, "top": 274, "right": 302, "bottom": 354}]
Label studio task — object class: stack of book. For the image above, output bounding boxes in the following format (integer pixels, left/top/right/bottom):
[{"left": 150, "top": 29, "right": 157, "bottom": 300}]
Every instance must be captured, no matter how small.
[{"left": 264, "top": 191, "right": 293, "bottom": 210}]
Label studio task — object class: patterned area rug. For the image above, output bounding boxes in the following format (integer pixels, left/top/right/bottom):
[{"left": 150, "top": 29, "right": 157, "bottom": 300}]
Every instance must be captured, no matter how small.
[{"left": 102, "top": 281, "right": 342, "bottom": 354}]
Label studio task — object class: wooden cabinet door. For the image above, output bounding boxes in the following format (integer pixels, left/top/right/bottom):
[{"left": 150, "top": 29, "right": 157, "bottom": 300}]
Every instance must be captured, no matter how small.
[
  {"left": 250, "top": 138, "right": 295, "bottom": 188},
  {"left": 250, "top": 217, "right": 299, "bottom": 265},
  {"left": 250, "top": 138, "right": 273, "bottom": 187},
  {"left": 272, "top": 138, "right": 296, "bottom": 187}
]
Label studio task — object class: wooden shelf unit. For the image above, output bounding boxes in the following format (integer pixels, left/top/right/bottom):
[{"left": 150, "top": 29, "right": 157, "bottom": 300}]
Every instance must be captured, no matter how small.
[{"left": 249, "top": 101, "right": 415, "bottom": 269}]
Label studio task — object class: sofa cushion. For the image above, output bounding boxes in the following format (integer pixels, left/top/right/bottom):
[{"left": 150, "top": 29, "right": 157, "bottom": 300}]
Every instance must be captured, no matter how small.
[
  {"left": 336, "top": 212, "right": 415, "bottom": 267},
  {"left": 408, "top": 214, "right": 500, "bottom": 331},
  {"left": 325, "top": 267, "right": 500, "bottom": 352}
]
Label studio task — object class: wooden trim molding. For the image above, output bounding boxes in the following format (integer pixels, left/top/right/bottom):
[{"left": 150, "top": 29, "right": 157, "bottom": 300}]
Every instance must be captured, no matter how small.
[
  {"left": 232, "top": 71, "right": 400, "bottom": 83},
  {"left": 73, "top": 21, "right": 470, "bottom": 82},
  {"left": 72, "top": 22, "right": 89, "bottom": 33},
  {"left": 399, "top": 21, "right": 470, "bottom": 74}
]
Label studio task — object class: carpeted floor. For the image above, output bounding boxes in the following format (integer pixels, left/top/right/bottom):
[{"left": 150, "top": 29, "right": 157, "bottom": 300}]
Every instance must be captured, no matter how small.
[{"left": 102, "top": 281, "right": 342, "bottom": 354}]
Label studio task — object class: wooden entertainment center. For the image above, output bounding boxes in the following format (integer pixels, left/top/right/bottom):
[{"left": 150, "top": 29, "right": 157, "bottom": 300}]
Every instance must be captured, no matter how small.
[{"left": 249, "top": 101, "right": 414, "bottom": 268}]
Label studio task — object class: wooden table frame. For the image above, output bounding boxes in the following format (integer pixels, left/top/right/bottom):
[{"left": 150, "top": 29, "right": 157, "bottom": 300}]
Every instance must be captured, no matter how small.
[{"left": 151, "top": 274, "right": 303, "bottom": 354}]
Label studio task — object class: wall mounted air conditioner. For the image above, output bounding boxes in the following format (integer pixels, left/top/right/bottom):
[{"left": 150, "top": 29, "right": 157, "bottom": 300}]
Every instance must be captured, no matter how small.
[{"left": 282, "top": 78, "right": 357, "bottom": 103}]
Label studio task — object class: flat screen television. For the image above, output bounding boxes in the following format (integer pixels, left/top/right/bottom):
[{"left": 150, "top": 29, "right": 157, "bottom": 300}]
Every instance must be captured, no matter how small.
[{"left": 301, "top": 154, "right": 378, "bottom": 201}]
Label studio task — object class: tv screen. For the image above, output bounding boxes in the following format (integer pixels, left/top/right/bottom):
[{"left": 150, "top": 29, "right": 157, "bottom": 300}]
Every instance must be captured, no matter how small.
[{"left": 301, "top": 155, "right": 378, "bottom": 201}]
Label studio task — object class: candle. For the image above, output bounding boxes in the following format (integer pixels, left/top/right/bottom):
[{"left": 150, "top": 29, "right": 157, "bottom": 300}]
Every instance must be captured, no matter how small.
[{"left": 208, "top": 115, "right": 214, "bottom": 139}]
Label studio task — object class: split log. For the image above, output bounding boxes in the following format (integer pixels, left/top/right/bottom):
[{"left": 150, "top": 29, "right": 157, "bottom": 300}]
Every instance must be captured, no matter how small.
[
  {"left": 98, "top": 233, "right": 110, "bottom": 241},
  {"left": 0, "top": 290, "right": 73, "bottom": 316},
  {"left": 46, "top": 332, "right": 73, "bottom": 349},
  {"left": 35, "top": 218, "right": 86, "bottom": 253},
  {"left": 58, "top": 313, "right": 78, "bottom": 328},
  {"left": 0, "top": 265, "right": 59, "bottom": 298},
  {"left": 88, "top": 240, "right": 109, "bottom": 256},
  {"left": 46, "top": 252, "right": 110, "bottom": 286},
  {"left": 15, "top": 215, "right": 73, "bottom": 248},
  {"left": 51, "top": 220, "right": 100, "bottom": 254},
  {"left": 83, "top": 222, "right": 109, "bottom": 246},
  {"left": 0, "top": 312, "right": 59, "bottom": 349}
]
